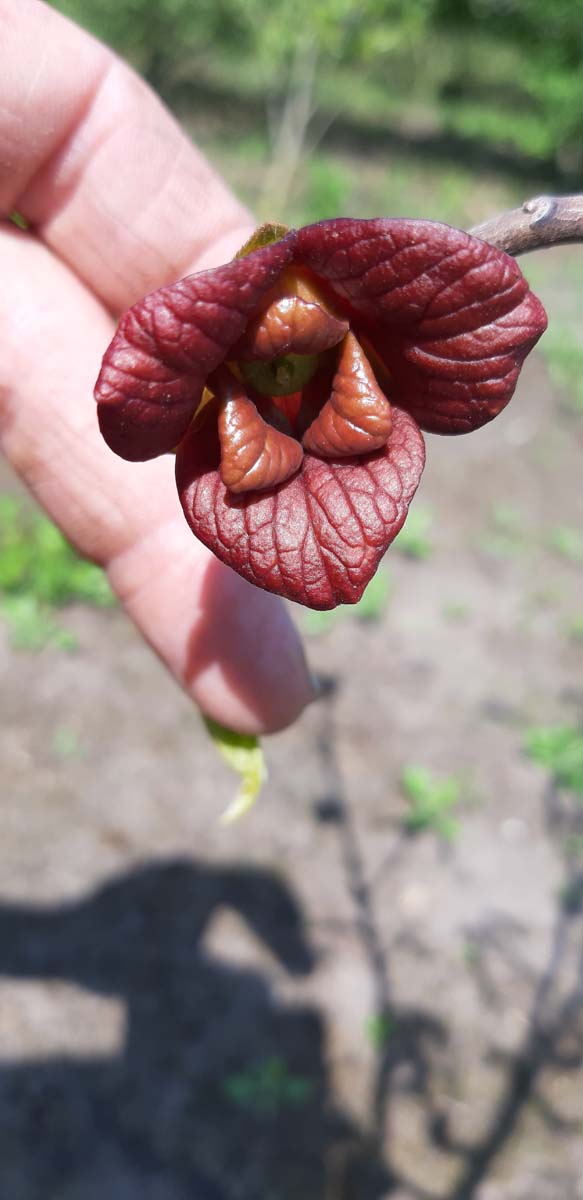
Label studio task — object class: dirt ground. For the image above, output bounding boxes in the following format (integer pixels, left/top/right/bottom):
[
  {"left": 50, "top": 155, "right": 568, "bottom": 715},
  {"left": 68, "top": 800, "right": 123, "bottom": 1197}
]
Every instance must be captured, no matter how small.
[{"left": 0, "top": 248, "right": 582, "bottom": 1199}]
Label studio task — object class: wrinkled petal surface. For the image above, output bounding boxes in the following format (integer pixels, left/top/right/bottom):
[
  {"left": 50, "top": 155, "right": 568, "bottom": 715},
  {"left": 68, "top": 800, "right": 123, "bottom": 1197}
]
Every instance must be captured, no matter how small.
[
  {"left": 303, "top": 331, "right": 392, "bottom": 456},
  {"left": 176, "top": 406, "right": 425, "bottom": 609},
  {"left": 96, "top": 237, "right": 295, "bottom": 460},
  {"left": 236, "top": 295, "right": 349, "bottom": 360},
  {"left": 217, "top": 378, "right": 303, "bottom": 493},
  {"left": 295, "top": 219, "right": 547, "bottom": 433}
]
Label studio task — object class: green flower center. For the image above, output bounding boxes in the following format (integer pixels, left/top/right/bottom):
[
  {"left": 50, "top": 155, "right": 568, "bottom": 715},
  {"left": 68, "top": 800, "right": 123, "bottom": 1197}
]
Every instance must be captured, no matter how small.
[{"left": 240, "top": 354, "right": 320, "bottom": 398}]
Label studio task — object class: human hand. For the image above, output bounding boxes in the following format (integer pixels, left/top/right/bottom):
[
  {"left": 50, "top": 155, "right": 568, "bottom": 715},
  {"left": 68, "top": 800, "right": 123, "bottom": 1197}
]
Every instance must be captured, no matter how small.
[{"left": 0, "top": 0, "right": 315, "bottom": 733}]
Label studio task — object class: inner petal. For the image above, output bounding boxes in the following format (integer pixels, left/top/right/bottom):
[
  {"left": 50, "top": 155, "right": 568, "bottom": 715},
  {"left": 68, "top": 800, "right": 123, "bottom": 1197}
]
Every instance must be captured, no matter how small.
[
  {"left": 303, "top": 331, "right": 393, "bottom": 458},
  {"left": 214, "top": 367, "right": 303, "bottom": 494},
  {"left": 237, "top": 295, "right": 349, "bottom": 360}
]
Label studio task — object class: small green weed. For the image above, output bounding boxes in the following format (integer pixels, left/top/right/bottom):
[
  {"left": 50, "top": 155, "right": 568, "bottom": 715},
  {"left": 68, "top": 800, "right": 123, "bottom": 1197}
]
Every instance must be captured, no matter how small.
[
  {"left": 0, "top": 497, "right": 115, "bottom": 606},
  {"left": 524, "top": 726, "right": 583, "bottom": 796},
  {"left": 461, "top": 940, "right": 480, "bottom": 967},
  {"left": 442, "top": 600, "right": 470, "bottom": 622},
  {"left": 479, "top": 503, "right": 526, "bottom": 559},
  {"left": 563, "top": 833, "right": 583, "bottom": 862},
  {"left": 400, "top": 765, "right": 464, "bottom": 840},
  {"left": 393, "top": 505, "right": 433, "bottom": 560},
  {"left": 0, "top": 495, "right": 115, "bottom": 650},
  {"left": 540, "top": 330, "right": 583, "bottom": 415},
  {"left": 365, "top": 1012, "right": 396, "bottom": 1050},
  {"left": 295, "top": 158, "right": 351, "bottom": 224},
  {"left": 52, "top": 726, "right": 84, "bottom": 759},
  {"left": 223, "top": 1057, "right": 313, "bottom": 1116},
  {"left": 548, "top": 526, "right": 583, "bottom": 564},
  {"left": 564, "top": 615, "right": 583, "bottom": 641},
  {"left": 0, "top": 595, "right": 77, "bottom": 652},
  {"left": 302, "top": 568, "right": 390, "bottom": 636}
]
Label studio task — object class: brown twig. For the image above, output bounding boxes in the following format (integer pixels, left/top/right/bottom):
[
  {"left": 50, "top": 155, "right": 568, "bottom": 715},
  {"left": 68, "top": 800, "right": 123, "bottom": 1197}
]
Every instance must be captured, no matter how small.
[{"left": 470, "top": 193, "right": 583, "bottom": 256}]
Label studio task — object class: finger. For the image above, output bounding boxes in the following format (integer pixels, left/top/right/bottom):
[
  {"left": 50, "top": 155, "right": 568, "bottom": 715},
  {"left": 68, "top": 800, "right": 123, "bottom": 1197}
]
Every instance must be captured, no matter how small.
[
  {"left": 0, "top": 0, "right": 253, "bottom": 313},
  {"left": 0, "top": 223, "right": 314, "bottom": 733}
]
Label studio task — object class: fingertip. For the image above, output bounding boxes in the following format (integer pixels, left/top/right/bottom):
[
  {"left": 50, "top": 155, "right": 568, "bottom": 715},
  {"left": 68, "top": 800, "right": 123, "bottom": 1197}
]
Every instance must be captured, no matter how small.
[{"left": 183, "top": 564, "right": 316, "bottom": 736}]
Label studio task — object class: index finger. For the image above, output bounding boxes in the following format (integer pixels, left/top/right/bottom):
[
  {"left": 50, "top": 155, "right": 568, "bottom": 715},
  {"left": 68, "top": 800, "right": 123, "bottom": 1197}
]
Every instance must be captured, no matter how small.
[{"left": 0, "top": 0, "right": 253, "bottom": 312}]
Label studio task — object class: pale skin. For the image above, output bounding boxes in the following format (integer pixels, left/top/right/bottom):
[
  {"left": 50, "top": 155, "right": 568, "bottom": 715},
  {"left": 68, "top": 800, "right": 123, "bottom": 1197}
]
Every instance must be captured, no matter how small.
[{"left": 0, "top": 0, "right": 315, "bottom": 734}]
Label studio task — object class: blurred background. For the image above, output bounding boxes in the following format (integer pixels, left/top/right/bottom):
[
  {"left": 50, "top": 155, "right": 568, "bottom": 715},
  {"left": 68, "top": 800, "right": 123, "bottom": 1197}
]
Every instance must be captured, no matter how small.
[{"left": 1, "top": 1, "right": 582, "bottom": 1198}]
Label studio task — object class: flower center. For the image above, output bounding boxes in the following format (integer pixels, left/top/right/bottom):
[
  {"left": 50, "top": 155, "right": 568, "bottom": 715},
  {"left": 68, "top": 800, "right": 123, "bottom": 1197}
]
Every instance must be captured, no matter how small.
[
  {"left": 240, "top": 353, "right": 320, "bottom": 397},
  {"left": 206, "top": 275, "right": 394, "bottom": 495}
]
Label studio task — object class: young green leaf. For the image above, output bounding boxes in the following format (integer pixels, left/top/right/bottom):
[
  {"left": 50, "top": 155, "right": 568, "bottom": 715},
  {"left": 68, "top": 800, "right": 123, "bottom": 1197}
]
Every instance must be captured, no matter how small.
[{"left": 203, "top": 717, "right": 267, "bottom": 822}]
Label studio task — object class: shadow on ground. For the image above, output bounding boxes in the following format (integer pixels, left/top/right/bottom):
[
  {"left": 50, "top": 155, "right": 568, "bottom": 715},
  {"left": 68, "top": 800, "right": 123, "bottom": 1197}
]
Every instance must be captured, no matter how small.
[{"left": 0, "top": 859, "right": 389, "bottom": 1200}]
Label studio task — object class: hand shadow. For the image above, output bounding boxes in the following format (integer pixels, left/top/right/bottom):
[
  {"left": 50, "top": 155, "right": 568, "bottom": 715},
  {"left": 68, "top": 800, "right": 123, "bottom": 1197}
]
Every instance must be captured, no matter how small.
[{"left": 0, "top": 858, "right": 390, "bottom": 1199}]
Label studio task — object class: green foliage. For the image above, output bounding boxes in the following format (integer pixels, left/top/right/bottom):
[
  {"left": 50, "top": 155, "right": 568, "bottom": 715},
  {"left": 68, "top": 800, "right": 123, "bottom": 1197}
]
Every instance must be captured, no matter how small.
[
  {"left": 52, "top": 725, "right": 85, "bottom": 759},
  {"left": 295, "top": 158, "right": 351, "bottom": 224},
  {"left": 365, "top": 1011, "right": 396, "bottom": 1049},
  {"left": 223, "top": 1057, "right": 313, "bottom": 1115},
  {"left": 524, "top": 726, "right": 583, "bottom": 796},
  {"left": 479, "top": 503, "right": 526, "bottom": 559},
  {"left": 48, "top": 0, "right": 579, "bottom": 178},
  {"left": 0, "top": 495, "right": 114, "bottom": 653},
  {"left": 0, "top": 595, "right": 77, "bottom": 653},
  {"left": 442, "top": 600, "right": 470, "bottom": 622},
  {"left": 400, "top": 765, "right": 464, "bottom": 840},
  {"left": 203, "top": 717, "right": 267, "bottom": 821},
  {"left": 393, "top": 505, "right": 433, "bottom": 560},
  {"left": 542, "top": 333, "right": 583, "bottom": 415},
  {"left": 0, "top": 496, "right": 114, "bottom": 608},
  {"left": 302, "top": 568, "right": 390, "bottom": 636},
  {"left": 548, "top": 526, "right": 583, "bottom": 564},
  {"left": 9, "top": 210, "right": 29, "bottom": 230},
  {"left": 564, "top": 616, "right": 583, "bottom": 642}
]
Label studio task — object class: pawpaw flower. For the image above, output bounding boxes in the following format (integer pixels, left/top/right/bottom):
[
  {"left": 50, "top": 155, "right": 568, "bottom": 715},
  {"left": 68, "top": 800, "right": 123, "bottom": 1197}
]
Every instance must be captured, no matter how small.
[{"left": 95, "top": 219, "right": 546, "bottom": 609}]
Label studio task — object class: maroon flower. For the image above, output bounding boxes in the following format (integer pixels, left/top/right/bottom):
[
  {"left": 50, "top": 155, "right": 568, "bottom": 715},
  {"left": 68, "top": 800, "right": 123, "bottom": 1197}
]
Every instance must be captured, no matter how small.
[{"left": 95, "top": 218, "right": 546, "bottom": 609}]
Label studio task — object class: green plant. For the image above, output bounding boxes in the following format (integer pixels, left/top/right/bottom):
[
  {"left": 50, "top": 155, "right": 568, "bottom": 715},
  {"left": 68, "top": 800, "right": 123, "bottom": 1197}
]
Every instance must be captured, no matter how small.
[
  {"left": 203, "top": 717, "right": 266, "bottom": 821},
  {"left": 294, "top": 158, "right": 351, "bottom": 224},
  {"left": 365, "top": 1011, "right": 396, "bottom": 1049},
  {"left": 442, "top": 600, "right": 470, "bottom": 622},
  {"left": 548, "top": 526, "right": 583, "bottom": 563},
  {"left": 478, "top": 503, "right": 526, "bottom": 559},
  {"left": 524, "top": 726, "right": 583, "bottom": 796},
  {"left": 0, "top": 595, "right": 77, "bottom": 652},
  {"left": 400, "top": 765, "right": 464, "bottom": 840},
  {"left": 0, "top": 496, "right": 115, "bottom": 607},
  {"left": 393, "top": 505, "right": 433, "bottom": 560},
  {"left": 222, "top": 1057, "right": 313, "bottom": 1115},
  {"left": 564, "top": 615, "right": 583, "bottom": 641},
  {"left": 302, "top": 568, "right": 391, "bottom": 636},
  {"left": 52, "top": 726, "right": 84, "bottom": 759},
  {"left": 540, "top": 329, "right": 583, "bottom": 414}
]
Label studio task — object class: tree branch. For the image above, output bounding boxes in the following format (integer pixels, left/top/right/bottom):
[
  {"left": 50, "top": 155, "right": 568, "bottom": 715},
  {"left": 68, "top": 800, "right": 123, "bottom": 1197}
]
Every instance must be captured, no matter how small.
[{"left": 470, "top": 193, "right": 583, "bottom": 256}]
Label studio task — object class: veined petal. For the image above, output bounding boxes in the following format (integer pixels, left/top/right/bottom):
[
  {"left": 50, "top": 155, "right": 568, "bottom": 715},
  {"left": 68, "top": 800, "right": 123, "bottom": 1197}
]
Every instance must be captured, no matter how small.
[
  {"left": 215, "top": 369, "right": 303, "bottom": 493},
  {"left": 95, "top": 235, "right": 296, "bottom": 460},
  {"left": 236, "top": 295, "right": 349, "bottom": 359},
  {"left": 176, "top": 407, "right": 425, "bottom": 609},
  {"left": 295, "top": 219, "right": 547, "bottom": 434},
  {"left": 303, "top": 331, "right": 392, "bottom": 457}
]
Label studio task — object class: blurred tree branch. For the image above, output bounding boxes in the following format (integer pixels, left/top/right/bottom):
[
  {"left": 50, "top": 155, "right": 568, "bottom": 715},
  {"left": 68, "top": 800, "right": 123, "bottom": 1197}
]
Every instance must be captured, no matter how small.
[{"left": 471, "top": 193, "right": 583, "bottom": 255}]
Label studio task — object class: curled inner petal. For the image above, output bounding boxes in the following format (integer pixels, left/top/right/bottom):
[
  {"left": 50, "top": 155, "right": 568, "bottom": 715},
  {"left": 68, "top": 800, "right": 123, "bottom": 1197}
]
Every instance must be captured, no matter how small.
[
  {"left": 240, "top": 352, "right": 320, "bottom": 397},
  {"left": 303, "top": 332, "right": 393, "bottom": 458},
  {"left": 238, "top": 295, "right": 349, "bottom": 360},
  {"left": 214, "top": 369, "right": 303, "bottom": 494}
]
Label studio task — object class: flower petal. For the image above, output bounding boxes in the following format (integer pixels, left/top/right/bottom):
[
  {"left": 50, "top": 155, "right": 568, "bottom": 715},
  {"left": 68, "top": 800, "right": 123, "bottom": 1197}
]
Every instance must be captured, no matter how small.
[
  {"left": 215, "top": 370, "right": 303, "bottom": 493},
  {"left": 303, "top": 331, "right": 392, "bottom": 457},
  {"left": 95, "top": 235, "right": 296, "bottom": 460},
  {"left": 176, "top": 407, "right": 425, "bottom": 609},
  {"left": 295, "top": 219, "right": 547, "bottom": 434},
  {"left": 236, "top": 295, "right": 349, "bottom": 359}
]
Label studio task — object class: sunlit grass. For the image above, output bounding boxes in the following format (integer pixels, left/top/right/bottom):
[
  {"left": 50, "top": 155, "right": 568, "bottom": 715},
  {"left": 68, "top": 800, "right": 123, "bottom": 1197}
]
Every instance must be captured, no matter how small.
[{"left": 0, "top": 495, "right": 115, "bottom": 652}]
